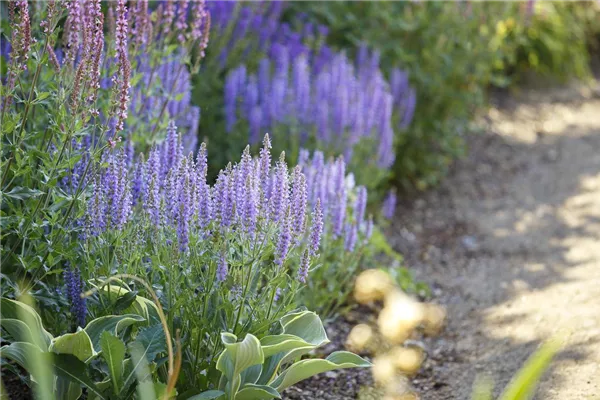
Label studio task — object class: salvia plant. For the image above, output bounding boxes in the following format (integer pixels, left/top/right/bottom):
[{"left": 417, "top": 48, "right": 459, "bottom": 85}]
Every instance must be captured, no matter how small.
[
  {"left": 79, "top": 132, "right": 373, "bottom": 392},
  {"left": 1, "top": 1, "right": 399, "bottom": 399},
  {"left": 195, "top": 1, "right": 415, "bottom": 197}
]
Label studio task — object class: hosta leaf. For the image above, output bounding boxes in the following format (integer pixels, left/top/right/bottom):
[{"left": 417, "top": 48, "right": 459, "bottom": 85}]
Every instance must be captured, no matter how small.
[
  {"left": 260, "top": 335, "right": 314, "bottom": 358},
  {"left": 128, "top": 342, "right": 156, "bottom": 400},
  {"left": 279, "top": 311, "right": 328, "bottom": 347},
  {"left": 132, "top": 324, "right": 166, "bottom": 363},
  {"left": 84, "top": 314, "right": 146, "bottom": 352},
  {"left": 0, "top": 298, "right": 53, "bottom": 350},
  {"left": 56, "top": 376, "right": 83, "bottom": 400},
  {"left": 49, "top": 329, "right": 95, "bottom": 362},
  {"left": 0, "top": 318, "right": 37, "bottom": 345},
  {"left": 235, "top": 384, "right": 280, "bottom": 400},
  {"left": 53, "top": 353, "right": 106, "bottom": 400},
  {"left": 218, "top": 333, "right": 264, "bottom": 377},
  {"left": 100, "top": 332, "right": 126, "bottom": 394},
  {"left": 270, "top": 351, "right": 371, "bottom": 391},
  {"left": 97, "top": 284, "right": 161, "bottom": 325},
  {"left": 217, "top": 333, "right": 264, "bottom": 396},
  {"left": 0, "top": 342, "right": 44, "bottom": 373}
]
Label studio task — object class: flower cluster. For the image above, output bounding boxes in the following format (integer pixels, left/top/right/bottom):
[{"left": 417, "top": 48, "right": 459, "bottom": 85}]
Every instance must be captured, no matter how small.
[
  {"left": 216, "top": 3, "right": 415, "bottom": 173},
  {"left": 85, "top": 131, "right": 369, "bottom": 282},
  {"left": 63, "top": 266, "right": 87, "bottom": 327}
]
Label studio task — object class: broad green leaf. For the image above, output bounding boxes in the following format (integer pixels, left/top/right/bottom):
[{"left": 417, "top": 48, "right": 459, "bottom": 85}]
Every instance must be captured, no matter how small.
[
  {"left": 271, "top": 351, "right": 371, "bottom": 391},
  {"left": 188, "top": 390, "right": 226, "bottom": 399},
  {"left": 100, "top": 332, "right": 126, "bottom": 394},
  {"left": 235, "top": 384, "right": 280, "bottom": 400},
  {"left": 84, "top": 314, "right": 146, "bottom": 352},
  {"left": 279, "top": 311, "right": 328, "bottom": 347},
  {"left": 217, "top": 333, "right": 264, "bottom": 396},
  {"left": 240, "top": 364, "right": 263, "bottom": 386},
  {"left": 121, "top": 325, "right": 166, "bottom": 396},
  {"left": 0, "top": 342, "right": 45, "bottom": 374},
  {"left": 218, "top": 333, "right": 265, "bottom": 377},
  {"left": 0, "top": 318, "right": 37, "bottom": 345},
  {"left": 56, "top": 376, "right": 83, "bottom": 400},
  {"left": 260, "top": 335, "right": 314, "bottom": 358},
  {"left": 49, "top": 329, "right": 95, "bottom": 362},
  {"left": 53, "top": 353, "right": 106, "bottom": 400},
  {"left": 129, "top": 342, "right": 156, "bottom": 400},
  {"left": 97, "top": 284, "right": 161, "bottom": 325},
  {"left": 132, "top": 324, "right": 166, "bottom": 363},
  {"left": 498, "top": 338, "right": 562, "bottom": 400},
  {"left": 0, "top": 298, "right": 52, "bottom": 350}
]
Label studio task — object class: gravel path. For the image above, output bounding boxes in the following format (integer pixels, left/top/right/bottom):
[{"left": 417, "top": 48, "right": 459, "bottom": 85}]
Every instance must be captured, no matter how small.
[{"left": 389, "top": 83, "right": 600, "bottom": 399}]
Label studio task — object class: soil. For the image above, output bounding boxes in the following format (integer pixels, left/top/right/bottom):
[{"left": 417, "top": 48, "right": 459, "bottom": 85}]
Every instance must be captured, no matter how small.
[{"left": 284, "top": 80, "right": 600, "bottom": 399}]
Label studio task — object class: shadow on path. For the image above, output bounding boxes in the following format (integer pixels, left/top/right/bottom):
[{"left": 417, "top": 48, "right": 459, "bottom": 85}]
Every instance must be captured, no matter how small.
[{"left": 389, "top": 88, "right": 600, "bottom": 399}]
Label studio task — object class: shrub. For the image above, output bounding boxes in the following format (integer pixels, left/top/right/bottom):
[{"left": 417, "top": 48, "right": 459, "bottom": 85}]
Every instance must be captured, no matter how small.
[
  {"left": 491, "top": 1, "right": 596, "bottom": 83},
  {"left": 293, "top": 1, "right": 599, "bottom": 190}
]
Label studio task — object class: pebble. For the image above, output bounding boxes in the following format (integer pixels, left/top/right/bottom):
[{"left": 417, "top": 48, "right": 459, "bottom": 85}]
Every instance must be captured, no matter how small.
[{"left": 460, "top": 236, "right": 479, "bottom": 252}]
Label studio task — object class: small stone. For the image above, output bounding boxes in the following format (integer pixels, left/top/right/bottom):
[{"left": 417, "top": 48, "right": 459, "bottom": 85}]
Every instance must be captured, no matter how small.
[{"left": 461, "top": 235, "right": 479, "bottom": 252}]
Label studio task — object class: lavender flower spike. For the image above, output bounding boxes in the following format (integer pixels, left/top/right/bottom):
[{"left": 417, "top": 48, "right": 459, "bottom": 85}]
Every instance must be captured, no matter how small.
[
  {"left": 309, "top": 199, "right": 323, "bottom": 257},
  {"left": 298, "top": 249, "right": 310, "bottom": 283},
  {"left": 382, "top": 189, "right": 397, "bottom": 220},
  {"left": 275, "top": 207, "right": 292, "bottom": 266},
  {"left": 64, "top": 267, "right": 87, "bottom": 327},
  {"left": 354, "top": 185, "right": 367, "bottom": 226},
  {"left": 217, "top": 251, "right": 228, "bottom": 282}
]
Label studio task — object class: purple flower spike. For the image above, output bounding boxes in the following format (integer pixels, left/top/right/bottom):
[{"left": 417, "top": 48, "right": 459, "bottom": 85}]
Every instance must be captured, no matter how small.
[
  {"left": 344, "top": 223, "right": 358, "bottom": 252},
  {"left": 309, "top": 199, "right": 323, "bottom": 257},
  {"left": 354, "top": 185, "right": 367, "bottom": 226},
  {"left": 291, "top": 166, "right": 307, "bottom": 236},
  {"left": 382, "top": 189, "right": 397, "bottom": 220},
  {"left": 297, "top": 249, "right": 310, "bottom": 283},
  {"left": 270, "top": 152, "right": 289, "bottom": 223},
  {"left": 275, "top": 207, "right": 292, "bottom": 266},
  {"left": 64, "top": 267, "right": 87, "bottom": 327},
  {"left": 217, "top": 251, "right": 228, "bottom": 282},
  {"left": 332, "top": 157, "right": 347, "bottom": 238}
]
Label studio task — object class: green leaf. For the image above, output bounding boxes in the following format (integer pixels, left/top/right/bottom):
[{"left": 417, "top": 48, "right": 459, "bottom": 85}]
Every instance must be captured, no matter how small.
[
  {"left": 113, "top": 290, "right": 138, "bottom": 312},
  {"left": 132, "top": 324, "right": 166, "bottom": 363},
  {"left": 128, "top": 342, "right": 156, "bottom": 400},
  {"left": 0, "top": 342, "right": 44, "bottom": 373},
  {"left": 120, "top": 325, "right": 167, "bottom": 395},
  {"left": 279, "top": 311, "right": 329, "bottom": 347},
  {"left": 100, "top": 331, "right": 126, "bottom": 394},
  {"left": 217, "top": 333, "right": 264, "bottom": 396},
  {"left": 235, "top": 384, "right": 280, "bottom": 400},
  {"left": 187, "top": 390, "right": 226, "bottom": 399},
  {"left": 0, "top": 298, "right": 52, "bottom": 350},
  {"left": 0, "top": 318, "right": 37, "bottom": 345},
  {"left": 270, "top": 351, "right": 371, "bottom": 391},
  {"left": 97, "top": 284, "right": 161, "bottom": 325},
  {"left": 2, "top": 186, "right": 45, "bottom": 201},
  {"left": 498, "top": 338, "right": 562, "bottom": 400},
  {"left": 56, "top": 376, "right": 83, "bottom": 400},
  {"left": 49, "top": 329, "right": 96, "bottom": 362},
  {"left": 53, "top": 353, "right": 106, "bottom": 400},
  {"left": 84, "top": 314, "right": 146, "bottom": 352},
  {"left": 260, "top": 335, "right": 315, "bottom": 359}
]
